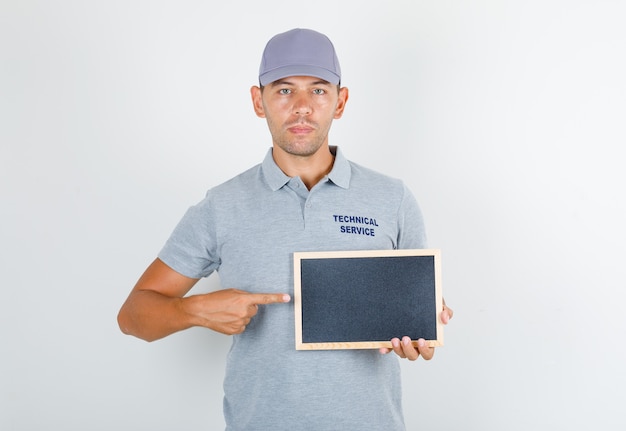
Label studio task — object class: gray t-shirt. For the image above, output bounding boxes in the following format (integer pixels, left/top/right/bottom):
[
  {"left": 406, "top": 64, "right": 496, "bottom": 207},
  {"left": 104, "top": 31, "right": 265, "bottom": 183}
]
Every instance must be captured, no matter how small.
[{"left": 159, "top": 146, "right": 427, "bottom": 431}]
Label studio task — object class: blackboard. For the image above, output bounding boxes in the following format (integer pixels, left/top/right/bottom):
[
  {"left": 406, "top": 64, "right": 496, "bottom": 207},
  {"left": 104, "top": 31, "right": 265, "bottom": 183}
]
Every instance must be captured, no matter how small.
[{"left": 293, "top": 249, "right": 443, "bottom": 350}]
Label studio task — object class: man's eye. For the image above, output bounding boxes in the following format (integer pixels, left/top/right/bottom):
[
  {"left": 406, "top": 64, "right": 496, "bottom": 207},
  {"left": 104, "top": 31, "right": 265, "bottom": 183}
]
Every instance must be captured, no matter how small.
[
  {"left": 313, "top": 89, "right": 326, "bottom": 95},
  {"left": 279, "top": 88, "right": 292, "bottom": 95}
]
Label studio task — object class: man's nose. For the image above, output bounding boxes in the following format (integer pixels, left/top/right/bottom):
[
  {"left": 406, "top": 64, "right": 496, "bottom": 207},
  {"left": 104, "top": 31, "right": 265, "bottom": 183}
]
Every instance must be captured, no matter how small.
[{"left": 293, "top": 94, "right": 312, "bottom": 115}]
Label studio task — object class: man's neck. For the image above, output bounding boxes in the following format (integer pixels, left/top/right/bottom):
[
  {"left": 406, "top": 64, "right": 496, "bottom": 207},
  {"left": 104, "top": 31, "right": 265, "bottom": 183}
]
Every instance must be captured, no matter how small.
[{"left": 272, "top": 144, "right": 335, "bottom": 190}]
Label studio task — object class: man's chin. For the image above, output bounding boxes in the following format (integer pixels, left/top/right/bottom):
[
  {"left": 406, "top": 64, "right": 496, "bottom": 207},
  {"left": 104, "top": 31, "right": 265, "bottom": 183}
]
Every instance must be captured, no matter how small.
[{"left": 277, "top": 142, "right": 325, "bottom": 158}]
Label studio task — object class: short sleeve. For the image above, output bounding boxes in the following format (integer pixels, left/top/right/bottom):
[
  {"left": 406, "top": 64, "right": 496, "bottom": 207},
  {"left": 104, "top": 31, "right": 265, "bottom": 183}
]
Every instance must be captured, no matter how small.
[
  {"left": 396, "top": 183, "right": 428, "bottom": 249},
  {"left": 158, "top": 195, "right": 221, "bottom": 279}
]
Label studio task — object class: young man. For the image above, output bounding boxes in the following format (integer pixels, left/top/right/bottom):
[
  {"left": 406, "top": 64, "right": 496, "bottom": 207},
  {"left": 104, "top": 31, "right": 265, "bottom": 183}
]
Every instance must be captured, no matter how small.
[{"left": 118, "top": 28, "right": 453, "bottom": 430}]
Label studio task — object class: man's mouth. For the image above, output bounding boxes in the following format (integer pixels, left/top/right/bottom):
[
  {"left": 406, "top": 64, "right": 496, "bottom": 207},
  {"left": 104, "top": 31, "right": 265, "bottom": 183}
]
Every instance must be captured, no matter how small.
[
  {"left": 287, "top": 123, "right": 315, "bottom": 134},
  {"left": 289, "top": 127, "right": 312, "bottom": 134}
]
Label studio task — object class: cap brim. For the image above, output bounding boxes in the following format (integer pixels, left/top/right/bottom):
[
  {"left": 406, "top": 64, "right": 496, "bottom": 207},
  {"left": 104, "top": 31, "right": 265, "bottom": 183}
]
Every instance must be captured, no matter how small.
[{"left": 259, "top": 65, "right": 340, "bottom": 86}]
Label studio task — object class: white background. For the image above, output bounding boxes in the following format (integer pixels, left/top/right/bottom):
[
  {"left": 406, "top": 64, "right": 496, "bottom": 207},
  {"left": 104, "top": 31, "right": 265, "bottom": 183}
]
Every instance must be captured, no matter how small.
[{"left": 2, "top": 1, "right": 625, "bottom": 429}]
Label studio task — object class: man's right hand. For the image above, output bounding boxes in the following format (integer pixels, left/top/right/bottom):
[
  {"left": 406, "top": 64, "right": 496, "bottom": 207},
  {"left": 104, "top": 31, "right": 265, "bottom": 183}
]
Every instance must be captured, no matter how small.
[{"left": 183, "top": 289, "right": 291, "bottom": 335}]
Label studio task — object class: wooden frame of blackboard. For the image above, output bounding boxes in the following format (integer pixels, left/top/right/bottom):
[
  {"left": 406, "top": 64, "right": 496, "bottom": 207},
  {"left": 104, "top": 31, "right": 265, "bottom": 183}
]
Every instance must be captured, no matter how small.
[{"left": 293, "top": 249, "right": 443, "bottom": 351}]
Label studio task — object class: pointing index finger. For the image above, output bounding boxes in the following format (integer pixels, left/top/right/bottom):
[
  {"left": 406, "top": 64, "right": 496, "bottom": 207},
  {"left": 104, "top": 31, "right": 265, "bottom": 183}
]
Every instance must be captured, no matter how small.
[{"left": 248, "top": 293, "right": 291, "bottom": 305}]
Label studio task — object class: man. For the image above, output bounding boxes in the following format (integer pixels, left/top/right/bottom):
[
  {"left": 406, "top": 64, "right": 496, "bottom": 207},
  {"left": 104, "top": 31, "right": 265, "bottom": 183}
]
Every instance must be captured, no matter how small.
[{"left": 118, "top": 28, "right": 453, "bottom": 430}]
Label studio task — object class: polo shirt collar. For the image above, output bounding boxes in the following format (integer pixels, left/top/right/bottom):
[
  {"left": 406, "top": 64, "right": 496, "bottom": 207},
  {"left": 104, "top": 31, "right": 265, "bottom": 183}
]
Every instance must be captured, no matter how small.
[
  {"left": 261, "top": 148, "right": 291, "bottom": 191},
  {"left": 261, "top": 146, "right": 351, "bottom": 191},
  {"left": 326, "top": 146, "right": 351, "bottom": 189}
]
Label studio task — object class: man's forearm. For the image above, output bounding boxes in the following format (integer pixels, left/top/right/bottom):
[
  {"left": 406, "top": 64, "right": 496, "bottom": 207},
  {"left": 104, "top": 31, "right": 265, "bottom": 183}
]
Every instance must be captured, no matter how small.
[{"left": 117, "top": 290, "right": 195, "bottom": 342}]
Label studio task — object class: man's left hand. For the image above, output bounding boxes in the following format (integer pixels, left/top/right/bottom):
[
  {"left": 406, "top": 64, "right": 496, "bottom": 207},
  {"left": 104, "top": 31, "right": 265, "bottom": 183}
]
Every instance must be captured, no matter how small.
[{"left": 379, "top": 302, "right": 454, "bottom": 361}]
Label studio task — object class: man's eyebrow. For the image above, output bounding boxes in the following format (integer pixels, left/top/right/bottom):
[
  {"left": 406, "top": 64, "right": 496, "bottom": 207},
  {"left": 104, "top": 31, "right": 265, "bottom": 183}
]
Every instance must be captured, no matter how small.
[
  {"left": 310, "top": 79, "right": 333, "bottom": 86},
  {"left": 269, "top": 79, "right": 292, "bottom": 87}
]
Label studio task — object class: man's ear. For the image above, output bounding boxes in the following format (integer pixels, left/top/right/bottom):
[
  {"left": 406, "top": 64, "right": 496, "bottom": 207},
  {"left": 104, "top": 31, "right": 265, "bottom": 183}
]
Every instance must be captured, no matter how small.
[
  {"left": 334, "top": 87, "right": 349, "bottom": 119},
  {"left": 250, "top": 86, "right": 265, "bottom": 118}
]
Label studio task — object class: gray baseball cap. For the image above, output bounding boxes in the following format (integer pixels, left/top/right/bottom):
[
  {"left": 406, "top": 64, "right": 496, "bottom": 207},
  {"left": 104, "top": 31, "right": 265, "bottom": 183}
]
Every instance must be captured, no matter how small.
[{"left": 258, "top": 28, "right": 341, "bottom": 86}]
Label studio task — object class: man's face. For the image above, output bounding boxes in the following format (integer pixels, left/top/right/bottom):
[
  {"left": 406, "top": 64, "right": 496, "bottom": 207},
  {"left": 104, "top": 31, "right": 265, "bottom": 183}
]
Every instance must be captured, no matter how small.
[{"left": 251, "top": 76, "right": 348, "bottom": 158}]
